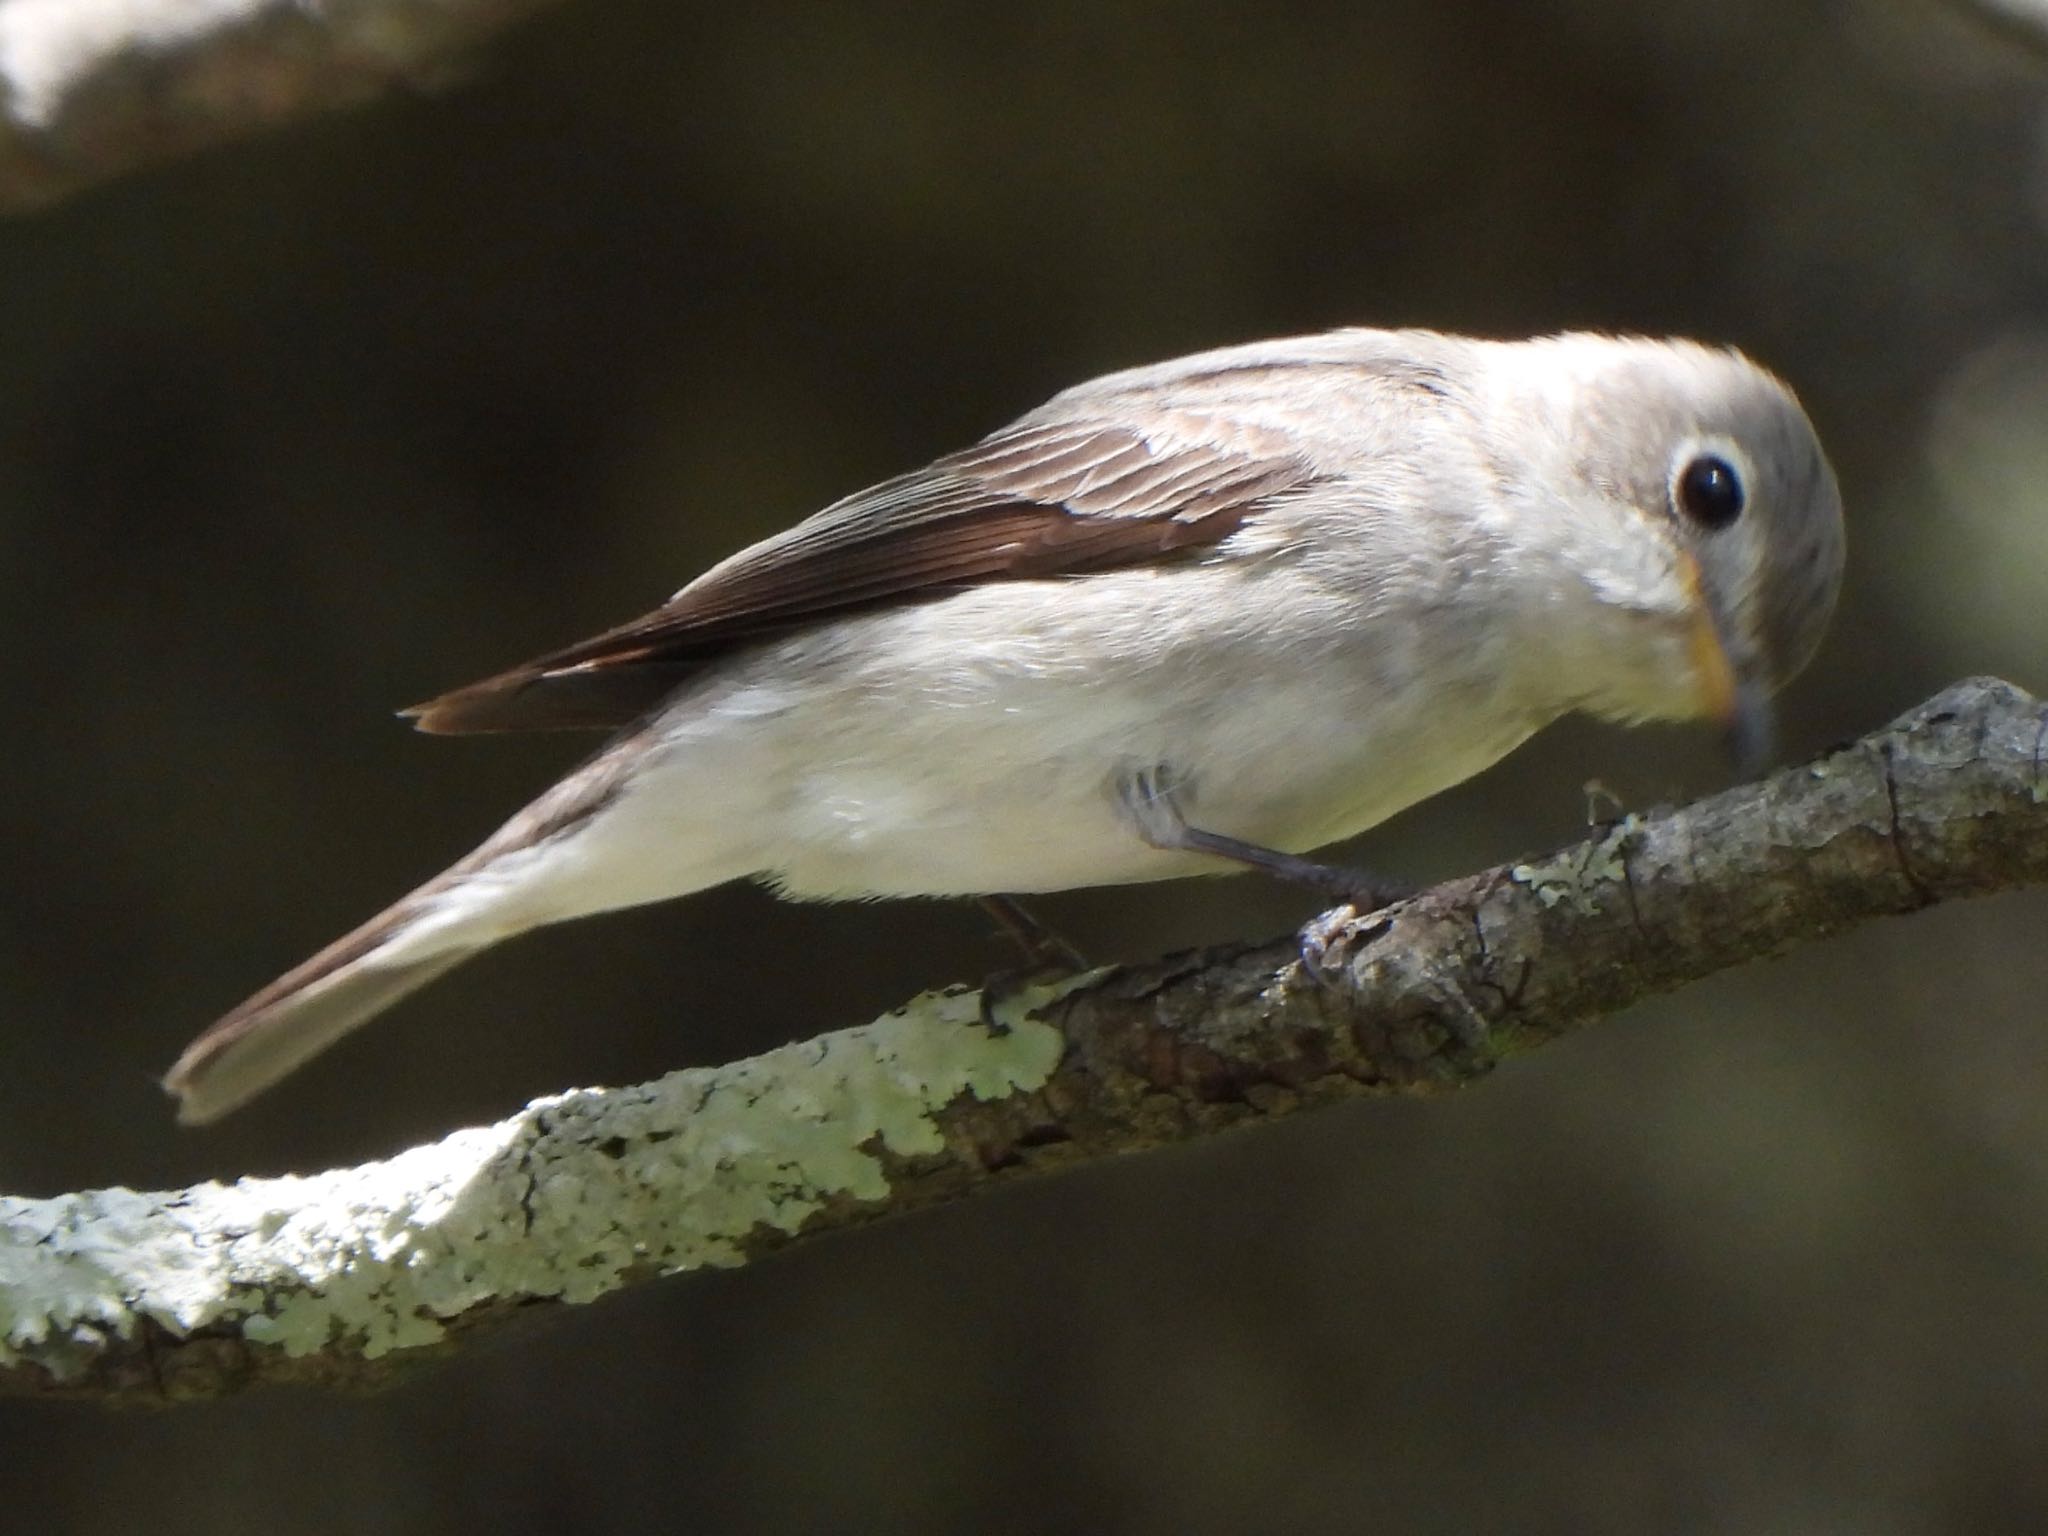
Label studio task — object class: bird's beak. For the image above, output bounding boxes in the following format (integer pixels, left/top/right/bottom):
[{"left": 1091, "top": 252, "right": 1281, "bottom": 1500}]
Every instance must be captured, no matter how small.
[
  {"left": 1724, "top": 674, "right": 1775, "bottom": 779},
  {"left": 1681, "top": 554, "right": 1775, "bottom": 779}
]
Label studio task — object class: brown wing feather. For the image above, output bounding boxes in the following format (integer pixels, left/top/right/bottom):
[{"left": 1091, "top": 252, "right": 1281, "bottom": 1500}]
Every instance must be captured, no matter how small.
[{"left": 405, "top": 418, "right": 1312, "bottom": 735}]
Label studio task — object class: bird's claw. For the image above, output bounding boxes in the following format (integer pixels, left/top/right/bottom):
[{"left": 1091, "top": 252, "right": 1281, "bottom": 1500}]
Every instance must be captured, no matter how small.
[{"left": 1296, "top": 899, "right": 1400, "bottom": 985}]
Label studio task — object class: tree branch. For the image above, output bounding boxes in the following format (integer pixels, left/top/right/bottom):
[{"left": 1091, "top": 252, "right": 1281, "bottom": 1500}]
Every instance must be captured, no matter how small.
[
  {"left": 1947, "top": 0, "right": 2048, "bottom": 63},
  {"left": 4, "top": 676, "right": 2044, "bottom": 1402},
  {"left": 0, "top": 0, "right": 562, "bottom": 211}
]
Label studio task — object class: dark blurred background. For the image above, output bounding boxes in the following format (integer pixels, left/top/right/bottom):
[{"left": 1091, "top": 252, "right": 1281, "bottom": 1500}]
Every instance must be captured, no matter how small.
[{"left": 8, "top": 0, "right": 2048, "bottom": 1530}]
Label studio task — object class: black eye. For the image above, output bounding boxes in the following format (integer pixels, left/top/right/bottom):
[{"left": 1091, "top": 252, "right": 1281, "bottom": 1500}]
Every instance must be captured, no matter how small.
[{"left": 1676, "top": 454, "right": 1745, "bottom": 530}]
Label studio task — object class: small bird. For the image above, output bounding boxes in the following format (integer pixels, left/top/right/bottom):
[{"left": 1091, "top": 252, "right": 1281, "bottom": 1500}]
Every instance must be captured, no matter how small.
[{"left": 166, "top": 329, "right": 1845, "bottom": 1124}]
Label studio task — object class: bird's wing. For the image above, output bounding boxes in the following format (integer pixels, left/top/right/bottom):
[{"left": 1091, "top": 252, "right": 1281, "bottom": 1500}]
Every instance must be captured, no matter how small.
[{"left": 404, "top": 410, "right": 1319, "bottom": 734}]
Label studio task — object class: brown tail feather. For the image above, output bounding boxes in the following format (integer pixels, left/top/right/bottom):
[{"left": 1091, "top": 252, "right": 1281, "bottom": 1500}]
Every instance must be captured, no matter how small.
[
  {"left": 167, "top": 733, "right": 657, "bottom": 1123},
  {"left": 165, "top": 892, "right": 481, "bottom": 1126}
]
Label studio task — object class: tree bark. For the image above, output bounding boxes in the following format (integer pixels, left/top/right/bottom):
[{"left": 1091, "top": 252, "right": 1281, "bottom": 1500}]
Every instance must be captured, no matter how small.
[
  {"left": 0, "top": 0, "right": 562, "bottom": 211},
  {"left": 0, "top": 1, "right": 2039, "bottom": 216},
  {"left": 3, "top": 676, "right": 2044, "bottom": 1402},
  {"left": 1949, "top": 0, "right": 2048, "bottom": 62}
]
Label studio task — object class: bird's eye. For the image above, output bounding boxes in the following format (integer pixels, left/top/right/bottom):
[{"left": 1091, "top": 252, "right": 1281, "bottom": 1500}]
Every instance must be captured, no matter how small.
[{"left": 1675, "top": 454, "right": 1745, "bottom": 530}]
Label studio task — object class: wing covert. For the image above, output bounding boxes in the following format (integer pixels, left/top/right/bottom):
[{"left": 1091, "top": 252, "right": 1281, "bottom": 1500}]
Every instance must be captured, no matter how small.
[{"left": 405, "top": 415, "right": 1315, "bottom": 734}]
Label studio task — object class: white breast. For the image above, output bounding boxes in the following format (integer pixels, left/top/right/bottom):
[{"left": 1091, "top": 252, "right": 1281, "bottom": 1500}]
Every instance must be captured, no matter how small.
[{"left": 615, "top": 549, "right": 1556, "bottom": 901}]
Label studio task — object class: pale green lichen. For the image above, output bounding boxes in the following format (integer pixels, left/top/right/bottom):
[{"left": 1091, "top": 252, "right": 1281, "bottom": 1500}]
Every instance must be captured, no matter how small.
[
  {"left": 1510, "top": 816, "right": 1640, "bottom": 914},
  {"left": 0, "top": 979, "right": 1076, "bottom": 1377}
]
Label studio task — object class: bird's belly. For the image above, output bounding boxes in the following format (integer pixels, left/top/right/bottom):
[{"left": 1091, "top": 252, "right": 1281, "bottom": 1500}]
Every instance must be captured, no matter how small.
[{"left": 752, "top": 672, "right": 1544, "bottom": 901}]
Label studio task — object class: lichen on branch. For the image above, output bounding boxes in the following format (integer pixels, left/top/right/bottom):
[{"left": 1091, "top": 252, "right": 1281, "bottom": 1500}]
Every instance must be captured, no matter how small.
[{"left": 2, "top": 677, "right": 2044, "bottom": 1403}]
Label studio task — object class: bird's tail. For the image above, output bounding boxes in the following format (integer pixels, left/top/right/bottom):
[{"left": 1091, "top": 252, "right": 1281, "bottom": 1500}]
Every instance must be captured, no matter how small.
[
  {"left": 163, "top": 873, "right": 501, "bottom": 1125},
  {"left": 166, "top": 725, "right": 753, "bottom": 1123}
]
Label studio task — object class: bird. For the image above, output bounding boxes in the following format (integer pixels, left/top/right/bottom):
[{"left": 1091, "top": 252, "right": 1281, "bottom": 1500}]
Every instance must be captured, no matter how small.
[{"left": 165, "top": 328, "right": 1845, "bottom": 1124}]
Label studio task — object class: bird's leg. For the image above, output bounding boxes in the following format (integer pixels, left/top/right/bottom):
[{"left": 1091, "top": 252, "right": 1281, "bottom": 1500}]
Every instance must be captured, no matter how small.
[
  {"left": 978, "top": 895, "right": 1089, "bottom": 971},
  {"left": 1117, "top": 765, "right": 1416, "bottom": 983},
  {"left": 975, "top": 896, "right": 1092, "bottom": 1036},
  {"left": 1115, "top": 766, "right": 1413, "bottom": 910}
]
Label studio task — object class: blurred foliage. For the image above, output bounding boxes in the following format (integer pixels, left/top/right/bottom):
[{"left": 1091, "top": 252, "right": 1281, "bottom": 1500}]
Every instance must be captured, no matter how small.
[{"left": 5, "top": 1, "right": 2048, "bottom": 1531}]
